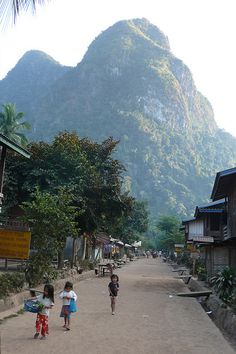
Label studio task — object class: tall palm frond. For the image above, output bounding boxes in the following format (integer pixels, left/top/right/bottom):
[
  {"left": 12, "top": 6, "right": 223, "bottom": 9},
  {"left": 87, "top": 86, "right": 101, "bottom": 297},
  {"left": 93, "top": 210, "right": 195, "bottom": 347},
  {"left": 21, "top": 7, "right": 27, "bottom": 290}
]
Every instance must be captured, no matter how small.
[
  {"left": 0, "top": 103, "right": 31, "bottom": 146},
  {"left": 0, "top": 0, "right": 51, "bottom": 27}
]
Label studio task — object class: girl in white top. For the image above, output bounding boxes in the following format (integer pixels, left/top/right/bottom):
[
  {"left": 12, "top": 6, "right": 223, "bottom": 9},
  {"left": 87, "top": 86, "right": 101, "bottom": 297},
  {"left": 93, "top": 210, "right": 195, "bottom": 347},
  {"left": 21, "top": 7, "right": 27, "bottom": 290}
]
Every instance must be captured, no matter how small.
[
  {"left": 33, "top": 284, "right": 54, "bottom": 340},
  {"left": 59, "top": 281, "right": 77, "bottom": 330}
]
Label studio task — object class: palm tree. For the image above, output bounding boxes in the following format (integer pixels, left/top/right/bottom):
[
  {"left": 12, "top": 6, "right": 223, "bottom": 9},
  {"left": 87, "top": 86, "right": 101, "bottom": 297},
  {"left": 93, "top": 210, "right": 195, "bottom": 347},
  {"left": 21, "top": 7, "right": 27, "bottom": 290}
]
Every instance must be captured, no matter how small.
[
  {"left": 0, "top": 0, "right": 51, "bottom": 26},
  {"left": 0, "top": 103, "right": 31, "bottom": 146}
]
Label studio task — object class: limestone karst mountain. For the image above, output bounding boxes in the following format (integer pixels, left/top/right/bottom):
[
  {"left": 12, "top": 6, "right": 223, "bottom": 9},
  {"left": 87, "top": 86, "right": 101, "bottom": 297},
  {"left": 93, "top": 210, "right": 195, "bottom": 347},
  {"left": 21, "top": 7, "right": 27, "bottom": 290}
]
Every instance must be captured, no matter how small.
[{"left": 1, "top": 18, "right": 236, "bottom": 216}]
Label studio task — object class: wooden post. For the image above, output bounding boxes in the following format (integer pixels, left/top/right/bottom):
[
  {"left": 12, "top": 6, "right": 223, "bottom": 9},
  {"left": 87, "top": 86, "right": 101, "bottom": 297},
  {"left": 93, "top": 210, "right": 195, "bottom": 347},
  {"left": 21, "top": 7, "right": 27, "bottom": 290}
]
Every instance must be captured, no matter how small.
[
  {"left": 82, "top": 235, "right": 87, "bottom": 260},
  {"left": 0, "top": 146, "right": 6, "bottom": 207},
  {"left": 192, "top": 257, "right": 196, "bottom": 276}
]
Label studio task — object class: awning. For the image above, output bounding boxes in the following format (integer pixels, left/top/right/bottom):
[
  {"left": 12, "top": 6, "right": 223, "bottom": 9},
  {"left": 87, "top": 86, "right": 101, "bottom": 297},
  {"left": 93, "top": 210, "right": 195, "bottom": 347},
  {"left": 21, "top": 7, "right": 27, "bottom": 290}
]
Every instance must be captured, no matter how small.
[
  {"left": 116, "top": 241, "right": 124, "bottom": 246},
  {"left": 110, "top": 237, "right": 117, "bottom": 242},
  {"left": 124, "top": 243, "right": 132, "bottom": 248},
  {"left": 132, "top": 241, "right": 142, "bottom": 247}
]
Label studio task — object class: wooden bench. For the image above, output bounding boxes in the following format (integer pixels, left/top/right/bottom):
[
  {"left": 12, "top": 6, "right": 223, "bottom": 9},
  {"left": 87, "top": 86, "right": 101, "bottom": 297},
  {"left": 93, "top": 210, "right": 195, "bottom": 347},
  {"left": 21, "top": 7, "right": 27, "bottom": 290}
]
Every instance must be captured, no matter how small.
[
  {"left": 172, "top": 268, "right": 188, "bottom": 275},
  {"left": 177, "top": 290, "right": 212, "bottom": 300},
  {"left": 115, "top": 262, "right": 122, "bottom": 268},
  {"left": 98, "top": 263, "right": 114, "bottom": 276},
  {"left": 174, "top": 275, "right": 192, "bottom": 284}
]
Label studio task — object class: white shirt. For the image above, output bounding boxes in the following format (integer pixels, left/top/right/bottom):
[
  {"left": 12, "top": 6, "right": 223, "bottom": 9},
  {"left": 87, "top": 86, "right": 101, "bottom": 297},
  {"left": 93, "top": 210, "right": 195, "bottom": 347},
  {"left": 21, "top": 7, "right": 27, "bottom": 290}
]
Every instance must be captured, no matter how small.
[
  {"left": 36, "top": 294, "right": 54, "bottom": 316},
  {"left": 59, "top": 290, "right": 77, "bottom": 305}
]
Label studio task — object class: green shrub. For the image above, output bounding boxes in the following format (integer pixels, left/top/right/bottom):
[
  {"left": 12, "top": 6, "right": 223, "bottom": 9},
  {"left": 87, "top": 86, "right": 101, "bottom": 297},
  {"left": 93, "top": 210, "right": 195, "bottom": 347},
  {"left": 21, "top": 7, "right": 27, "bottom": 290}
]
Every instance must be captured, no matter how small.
[
  {"left": 196, "top": 259, "right": 207, "bottom": 281},
  {"left": 24, "top": 253, "right": 58, "bottom": 287},
  {"left": 79, "top": 259, "right": 96, "bottom": 270},
  {"left": 177, "top": 252, "right": 192, "bottom": 268},
  {"left": 0, "top": 272, "right": 25, "bottom": 299},
  {"left": 210, "top": 267, "right": 235, "bottom": 304}
]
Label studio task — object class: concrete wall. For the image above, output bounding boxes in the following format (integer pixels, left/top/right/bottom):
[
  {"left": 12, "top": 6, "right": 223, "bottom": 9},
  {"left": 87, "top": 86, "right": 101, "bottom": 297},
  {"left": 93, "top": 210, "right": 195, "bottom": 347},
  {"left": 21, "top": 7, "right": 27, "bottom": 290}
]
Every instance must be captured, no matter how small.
[{"left": 0, "top": 269, "right": 95, "bottom": 313}]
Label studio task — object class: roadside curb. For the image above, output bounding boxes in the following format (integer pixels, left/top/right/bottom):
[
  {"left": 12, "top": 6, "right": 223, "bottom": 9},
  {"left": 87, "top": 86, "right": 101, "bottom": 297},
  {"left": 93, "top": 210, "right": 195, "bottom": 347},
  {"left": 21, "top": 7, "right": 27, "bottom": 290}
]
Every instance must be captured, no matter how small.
[{"left": 186, "top": 273, "right": 236, "bottom": 341}]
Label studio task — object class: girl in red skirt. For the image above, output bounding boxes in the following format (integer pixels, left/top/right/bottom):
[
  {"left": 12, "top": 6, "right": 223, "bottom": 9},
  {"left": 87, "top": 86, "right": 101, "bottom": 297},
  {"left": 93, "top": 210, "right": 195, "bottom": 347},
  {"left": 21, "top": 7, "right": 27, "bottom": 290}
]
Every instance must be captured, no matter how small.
[{"left": 34, "top": 284, "right": 54, "bottom": 340}]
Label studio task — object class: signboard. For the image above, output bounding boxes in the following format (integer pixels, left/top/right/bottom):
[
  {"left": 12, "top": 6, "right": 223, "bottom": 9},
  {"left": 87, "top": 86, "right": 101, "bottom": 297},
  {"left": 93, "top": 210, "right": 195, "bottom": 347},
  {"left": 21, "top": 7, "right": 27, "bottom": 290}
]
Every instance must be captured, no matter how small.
[
  {"left": 192, "top": 236, "right": 214, "bottom": 243},
  {"left": 175, "top": 243, "right": 184, "bottom": 253},
  {"left": 187, "top": 244, "right": 197, "bottom": 252},
  {"left": 0, "top": 229, "right": 31, "bottom": 259}
]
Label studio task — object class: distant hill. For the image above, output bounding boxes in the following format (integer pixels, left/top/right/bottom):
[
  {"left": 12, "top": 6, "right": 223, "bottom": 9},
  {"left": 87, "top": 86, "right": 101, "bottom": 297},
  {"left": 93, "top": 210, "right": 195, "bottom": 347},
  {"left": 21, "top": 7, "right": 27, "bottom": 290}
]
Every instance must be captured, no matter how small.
[
  {"left": 1, "top": 18, "right": 236, "bottom": 217},
  {"left": 0, "top": 50, "right": 70, "bottom": 130}
]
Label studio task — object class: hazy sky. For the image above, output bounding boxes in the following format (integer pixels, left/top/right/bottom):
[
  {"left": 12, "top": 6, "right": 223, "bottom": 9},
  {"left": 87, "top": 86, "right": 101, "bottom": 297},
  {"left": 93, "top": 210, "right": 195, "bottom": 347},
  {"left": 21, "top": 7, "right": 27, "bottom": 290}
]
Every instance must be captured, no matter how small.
[{"left": 0, "top": 0, "right": 235, "bottom": 135}]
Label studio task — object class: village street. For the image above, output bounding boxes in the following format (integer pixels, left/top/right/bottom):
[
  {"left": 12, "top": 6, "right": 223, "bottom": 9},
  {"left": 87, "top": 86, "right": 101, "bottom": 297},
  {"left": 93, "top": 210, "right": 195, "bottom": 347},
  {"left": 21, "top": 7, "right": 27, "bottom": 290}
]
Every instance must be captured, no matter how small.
[{"left": 0, "top": 258, "right": 235, "bottom": 354}]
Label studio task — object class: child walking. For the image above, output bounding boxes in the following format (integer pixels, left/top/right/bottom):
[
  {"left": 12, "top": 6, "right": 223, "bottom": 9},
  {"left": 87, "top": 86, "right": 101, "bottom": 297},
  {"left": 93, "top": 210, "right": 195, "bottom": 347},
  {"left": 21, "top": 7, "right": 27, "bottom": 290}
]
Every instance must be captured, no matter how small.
[
  {"left": 33, "top": 284, "right": 54, "bottom": 340},
  {"left": 59, "top": 281, "right": 77, "bottom": 330},
  {"left": 108, "top": 274, "right": 119, "bottom": 315}
]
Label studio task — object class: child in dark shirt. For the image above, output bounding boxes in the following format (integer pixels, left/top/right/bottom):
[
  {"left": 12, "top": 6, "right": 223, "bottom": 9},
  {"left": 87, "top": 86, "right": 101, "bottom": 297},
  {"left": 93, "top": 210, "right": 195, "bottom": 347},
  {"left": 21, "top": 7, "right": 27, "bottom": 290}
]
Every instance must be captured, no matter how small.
[{"left": 108, "top": 274, "right": 119, "bottom": 315}]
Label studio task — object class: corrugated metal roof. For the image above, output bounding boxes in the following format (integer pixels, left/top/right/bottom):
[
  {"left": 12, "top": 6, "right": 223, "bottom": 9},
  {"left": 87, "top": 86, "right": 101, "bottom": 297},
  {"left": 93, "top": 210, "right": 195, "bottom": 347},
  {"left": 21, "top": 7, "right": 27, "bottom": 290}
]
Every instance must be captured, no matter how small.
[
  {"left": 182, "top": 217, "right": 196, "bottom": 224},
  {"left": 195, "top": 199, "right": 226, "bottom": 217},
  {"left": 197, "top": 208, "right": 224, "bottom": 213}
]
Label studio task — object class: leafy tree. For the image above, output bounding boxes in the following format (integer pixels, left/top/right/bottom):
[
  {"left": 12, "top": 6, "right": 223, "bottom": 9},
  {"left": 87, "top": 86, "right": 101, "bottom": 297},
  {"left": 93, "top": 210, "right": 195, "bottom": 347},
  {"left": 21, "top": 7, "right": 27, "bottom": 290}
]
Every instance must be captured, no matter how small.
[
  {"left": 21, "top": 187, "right": 80, "bottom": 274},
  {"left": 4, "top": 131, "right": 149, "bottom": 260},
  {"left": 0, "top": 103, "right": 30, "bottom": 146},
  {"left": 155, "top": 215, "right": 184, "bottom": 252},
  {"left": 111, "top": 200, "right": 149, "bottom": 244},
  {"left": 157, "top": 215, "right": 180, "bottom": 235},
  {"left": 76, "top": 136, "right": 128, "bottom": 234}
]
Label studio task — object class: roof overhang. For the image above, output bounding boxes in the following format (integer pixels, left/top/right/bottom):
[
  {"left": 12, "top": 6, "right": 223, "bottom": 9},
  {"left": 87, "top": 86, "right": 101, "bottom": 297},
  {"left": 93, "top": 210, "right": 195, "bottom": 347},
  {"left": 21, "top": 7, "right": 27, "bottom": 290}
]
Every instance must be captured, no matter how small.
[
  {"left": 182, "top": 217, "right": 196, "bottom": 225},
  {"left": 211, "top": 168, "right": 236, "bottom": 201},
  {"left": 0, "top": 133, "right": 30, "bottom": 159},
  {"left": 194, "top": 199, "right": 226, "bottom": 217}
]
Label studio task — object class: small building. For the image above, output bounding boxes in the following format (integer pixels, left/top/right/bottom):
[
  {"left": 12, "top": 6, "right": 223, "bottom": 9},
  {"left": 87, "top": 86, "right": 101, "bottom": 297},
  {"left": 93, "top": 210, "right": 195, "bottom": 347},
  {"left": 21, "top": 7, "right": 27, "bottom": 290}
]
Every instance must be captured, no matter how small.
[
  {"left": 211, "top": 167, "right": 236, "bottom": 271},
  {"left": 0, "top": 133, "right": 30, "bottom": 207},
  {"left": 182, "top": 199, "right": 228, "bottom": 276},
  {"left": 194, "top": 200, "right": 228, "bottom": 275}
]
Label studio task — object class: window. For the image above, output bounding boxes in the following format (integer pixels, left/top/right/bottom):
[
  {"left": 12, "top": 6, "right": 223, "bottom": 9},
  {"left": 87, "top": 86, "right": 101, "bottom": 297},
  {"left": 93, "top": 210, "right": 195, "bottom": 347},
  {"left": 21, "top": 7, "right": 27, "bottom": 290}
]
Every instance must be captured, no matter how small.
[{"left": 210, "top": 214, "right": 220, "bottom": 231}]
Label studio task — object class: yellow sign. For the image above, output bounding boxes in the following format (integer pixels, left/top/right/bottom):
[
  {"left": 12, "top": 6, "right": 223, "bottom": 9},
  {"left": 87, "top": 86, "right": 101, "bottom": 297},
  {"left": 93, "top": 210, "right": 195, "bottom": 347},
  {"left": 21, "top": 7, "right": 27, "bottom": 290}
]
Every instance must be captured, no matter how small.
[
  {"left": 187, "top": 244, "right": 199, "bottom": 253},
  {"left": 0, "top": 229, "right": 31, "bottom": 259}
]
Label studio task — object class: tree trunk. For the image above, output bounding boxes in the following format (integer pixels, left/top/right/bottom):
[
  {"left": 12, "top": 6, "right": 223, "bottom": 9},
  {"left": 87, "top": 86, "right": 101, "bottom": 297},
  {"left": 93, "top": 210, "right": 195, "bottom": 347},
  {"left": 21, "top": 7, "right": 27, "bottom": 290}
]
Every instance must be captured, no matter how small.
[
  {"left": 57, "top": 251, "right": 64, "bottom": 269},
  {"left": 71, "top": 238, "right": 77, "bottom": 268},
  {"left": 82, "top": 236, "right": 87, "bottom": 260},
  {"left": 91, "top": 236, "right": 96, "bottom": 261}
]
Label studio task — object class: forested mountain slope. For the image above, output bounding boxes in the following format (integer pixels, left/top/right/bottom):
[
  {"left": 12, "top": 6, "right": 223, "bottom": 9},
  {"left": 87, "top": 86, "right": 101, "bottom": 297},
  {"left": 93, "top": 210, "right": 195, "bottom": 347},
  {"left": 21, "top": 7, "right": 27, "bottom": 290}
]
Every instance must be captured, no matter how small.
[{"left": 1, "top": 18, "right": 236, "bottom": 216}]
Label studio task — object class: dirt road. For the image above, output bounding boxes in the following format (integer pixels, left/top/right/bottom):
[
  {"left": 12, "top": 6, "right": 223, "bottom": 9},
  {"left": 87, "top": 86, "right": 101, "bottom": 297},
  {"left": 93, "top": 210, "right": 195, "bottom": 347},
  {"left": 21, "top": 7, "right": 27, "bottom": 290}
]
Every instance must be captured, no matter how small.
[{"left": 0, "top": 258, "right": 235, "bottom": 354}]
